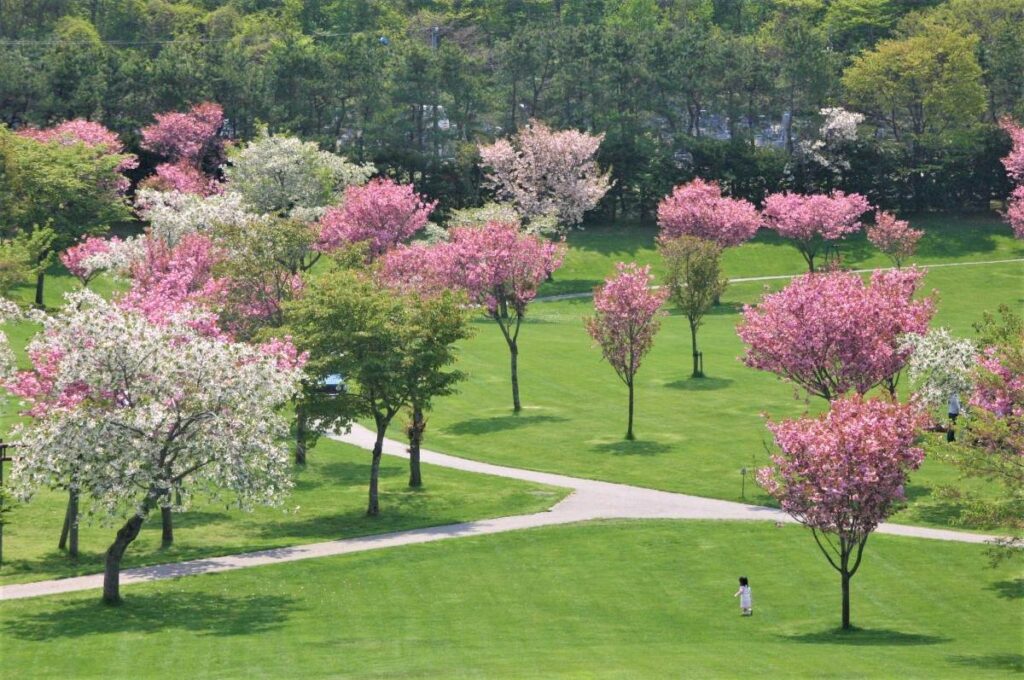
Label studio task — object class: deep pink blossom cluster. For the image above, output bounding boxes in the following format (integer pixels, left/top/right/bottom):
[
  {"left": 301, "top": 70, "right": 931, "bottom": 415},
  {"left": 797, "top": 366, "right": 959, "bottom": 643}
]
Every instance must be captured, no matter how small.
[
  {"left": 1000, "top": 119, "right": 1024, "bottom": 238},
  {"left": 60, "top": 236, "right": 119, "bottom": 287},
  {"left": 866, "top": 211, "right": 924, "bottom": 266},
  {"left": 656, "top": 179, "right": 761, "bottom": 248},
  {"left": 762, "top": 190, "right": 871, "bottom": 270},
  {"left": 17, "top": 119, "right": 138, "bottom": 193},
  {"left": 140, "top": 102, "right": 225, "bottom": 195},
  {"left": 757, "top": 395, "right": 927, "bottom": 539},
  {"left": 586, "top": 263, "right": 667, "bottom": 380},
  {"left": 5, "top": 344, "right": 90, "bottom": 417},
  {"left": 318, "top": 178, "right": 437, "bottom": 259},
  {"left": 738, "top": 268, "right": 935, "bottom": 400},
  {"left": 971, "top": 346, "right": 1024, "bottom": 420}
]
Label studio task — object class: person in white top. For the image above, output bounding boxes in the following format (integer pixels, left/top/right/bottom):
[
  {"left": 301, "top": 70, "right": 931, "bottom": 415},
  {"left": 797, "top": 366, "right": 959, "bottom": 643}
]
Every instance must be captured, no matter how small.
[
  {"left": 948, "top": 392, "right": 961, "bottom": 442},
  {"left": 734, "top": 576, "right": 753, "bottom": 616}
]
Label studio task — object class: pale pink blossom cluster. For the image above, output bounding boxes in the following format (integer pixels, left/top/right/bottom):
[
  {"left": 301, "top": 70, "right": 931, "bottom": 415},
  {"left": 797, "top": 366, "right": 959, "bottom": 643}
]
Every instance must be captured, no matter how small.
[
  {"left": 757, "top": 395, "right": 927, "bottom": 539},
  {"left": 17, "top": 119, "right": 138, "bottom": 193},
  {"left": 479, "top": 120, "right": 611, "bottom": 227},
  {"left": 971, "top": 347, "right": 1024, "bottom": 420},
  {"left": 738, "top": 268, "right": 935, "bottom": 400},
  {"left": 586, "top": 263, "right": 667, "bottom": 382},
  {"left": 141, "top": 102, "right": 225, "bottom": 196},
  {"left": 866, "top": 211, "right": 924, "bottom": 267},
  {"left": 317, "top": 178, "right": 437, "bottom": 260},
  {"left": 60, "top": 236, "right": 121, "bottom": 287},
  {"left": 1009, "top": 186, "right": 1024, "bottom": 239},
  {"left": 656, "top": 179, "right": 761, "bottom": 248},
  {"left": 762, "top": 190, "right": 872, "bottom": 270}
]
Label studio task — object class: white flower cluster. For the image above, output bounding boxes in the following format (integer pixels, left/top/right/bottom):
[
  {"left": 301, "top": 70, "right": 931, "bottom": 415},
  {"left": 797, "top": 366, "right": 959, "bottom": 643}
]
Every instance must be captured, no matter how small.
[
  {"left": 9, "top": 290, "right": 304, "bottom": 521},
  {"left": 223, "top": 130, "right": 375, "bottom": 217},
  {"left": 135, "top": 189, "right": 258, "bottom": 246},
  {"left": 444, "top": 202, "right": 562, "bottom": 239},
  {"left": 819, "top": 107, "right": 865, "bottom": 144},
  {"left": 902, "top": 328, "right": 977, "bottom": 416}
]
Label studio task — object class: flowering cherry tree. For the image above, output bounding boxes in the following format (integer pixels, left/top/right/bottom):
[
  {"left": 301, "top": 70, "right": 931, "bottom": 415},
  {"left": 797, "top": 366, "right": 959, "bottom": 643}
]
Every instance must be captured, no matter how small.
[
  {"left": 134, "top": 189, "right": 257, "bottom": 247},
  {"left": 758, "top": 396, "right": 927, "bottom": 629},
  {"left": 1009, "top": 186, "right": 1024, "bottom": 239},
  {"left": 7, "top": 291, "right": 303, "bottom": 603},
  {"left": 60, "top": 236, "right": 121, "bottom": 288},
  {"left": 656, "top": 179, "right": 761, "bottom": 248},
  {"left": 901, "top": 328, "right": 977, "bottom": 419},
  {"left": 140, "top": 102, "right": 225, "bottom": 195},
  {"left": 317, "top": 178, "right": 437, "bottom": 260},
  {"left": 867, "top": 211, "right": 924, "bottom": 268},
  {"left": 479, "top": 120, "right": 611, "bottom": 229},
  {"left": 585, "top": 263, "right": 667, "bottom": 440},
  {"left": 761, "top": 191, "right": 872, "bottom": 271},
  {"left": 999, "top": 119, "right": 1024, "bottom": 239},
  {"left": 738, "top": 269, "right": 934, "bottom": 400}
]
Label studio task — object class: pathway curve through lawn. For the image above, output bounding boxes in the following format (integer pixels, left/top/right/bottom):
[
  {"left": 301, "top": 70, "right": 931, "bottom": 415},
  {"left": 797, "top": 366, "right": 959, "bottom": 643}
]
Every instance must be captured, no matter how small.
[
  {"left": 539, "top": 257, "right": 1024, "bottom": 302},
  {"left": 1, "top": 425, "right": 1003, "bottom": 602}
]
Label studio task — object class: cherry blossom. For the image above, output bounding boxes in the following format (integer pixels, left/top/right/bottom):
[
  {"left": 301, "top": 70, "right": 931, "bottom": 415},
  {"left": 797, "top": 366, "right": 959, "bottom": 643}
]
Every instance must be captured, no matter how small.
[
  {"left": 585, "top": 263, "right": 667, "bottom": 439},
  {"left": 761, "top": 191, "right": 872, "bottom": 271},
  {"left": 657, "top": 178, "right": 761, "bottom": 248},
  {"left": 17, "top": 119, "right": 138, "bottom": 193},
  {"left": 60, "top": 236, "right": 121, "bottom": 287},
  {"left": 867, "top": 211, "right": 924, "bottom": 268}
]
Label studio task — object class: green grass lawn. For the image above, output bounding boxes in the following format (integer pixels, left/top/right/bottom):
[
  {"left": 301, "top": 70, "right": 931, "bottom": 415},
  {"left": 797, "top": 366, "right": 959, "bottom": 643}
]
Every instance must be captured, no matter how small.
[
  {"left": 422, "top": 261, "right": 1023, "bottom": 530},
  {"left": 2, "top": 520, "right": 1020, "bottom": 679},
  {"left": 544, "top": 212, "right": 1024, "bottom": 296},
  {"left": 0, "top": 437, "right": 566, "bottom": 585}
]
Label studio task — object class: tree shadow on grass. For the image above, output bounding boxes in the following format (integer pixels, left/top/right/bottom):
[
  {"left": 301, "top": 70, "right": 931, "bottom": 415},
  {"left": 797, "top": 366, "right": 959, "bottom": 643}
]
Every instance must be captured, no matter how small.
[
  {"left": 591, "top": 440, "right": 672, "bottom": 456},
  {"left": 783, "top": 627, "right": 948, "bottom": 646},
  {"left": 899, "top": 484, "right": 971, "bottom": 528},
  {"left": 986, "top": 578, "right": 1024, "bottom": 600},
  {"left": 946, "top": 653, "right": 1024, "bottom": 673},
  {"left": 2, "top": 591, "right": 296, "bottom": 640},
  {"left": 446, "top": 414, "right": 568, "bottom": 436},
  {"left": 665, "top": 376, "right": 734, "bottom": 391}
]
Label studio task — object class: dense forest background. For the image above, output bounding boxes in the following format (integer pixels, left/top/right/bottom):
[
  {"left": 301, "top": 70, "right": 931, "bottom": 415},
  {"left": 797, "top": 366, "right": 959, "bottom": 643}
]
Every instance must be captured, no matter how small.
[{"left": 1, "top": 0, "right": 1022, "bottom": 218}]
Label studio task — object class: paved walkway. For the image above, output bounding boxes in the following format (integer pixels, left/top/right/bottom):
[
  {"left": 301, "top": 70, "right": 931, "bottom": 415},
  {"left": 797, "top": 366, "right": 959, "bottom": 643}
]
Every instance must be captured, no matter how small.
[
  {"left": 1, "top": 425, "right": 1004, "bottom": 602},
  {"left": 538, "top": 257, "right": 1024, "bottom": 302}
]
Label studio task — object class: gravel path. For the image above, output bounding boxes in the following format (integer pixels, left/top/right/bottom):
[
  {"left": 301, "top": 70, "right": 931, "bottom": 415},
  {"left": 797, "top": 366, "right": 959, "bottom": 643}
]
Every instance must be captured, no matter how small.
[{"left": 1, "top": 425, "right": 1003, "bottom": 602}]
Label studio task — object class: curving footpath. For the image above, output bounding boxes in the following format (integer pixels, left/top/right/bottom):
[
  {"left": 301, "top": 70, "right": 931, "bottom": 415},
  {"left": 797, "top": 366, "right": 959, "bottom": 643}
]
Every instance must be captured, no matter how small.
[{"left": 1, "top": 425, "right": 1004, "bottom": 602}]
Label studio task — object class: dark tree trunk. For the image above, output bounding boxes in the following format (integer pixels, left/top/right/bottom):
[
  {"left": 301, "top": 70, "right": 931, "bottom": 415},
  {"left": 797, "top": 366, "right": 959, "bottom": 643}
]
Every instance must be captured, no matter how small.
[
  {"left": 294, "top": 407, "right": 307, "bottom": 465},
  {"left": 841, "top": 570, "right": 851, "bottom": 630},
  {"left": 161, "top": 506, "right": 173, "bottom": 548},
  {"left": 690, "top": 323, "right": 703, "bottom": 378},
  {"left": 407, "top": 405, "right": 425, "bottom": 488},
  {"left": 510, "top": 341, "right": 521, "bottom": 413},
  {"left": 626, "top": 380, "right": 635, "bottom": 441},
  {"left": 34, "top": 271, "right": 45, "bottom": 308},
  {"left": 59, "top": 489, "right": 79, "bottom": 557},
  {"left": 367, "top": 423, "right": 387, "bottom": 516},
  {"left": 103, "top": 494, "right": 157, "bottom": 604}
]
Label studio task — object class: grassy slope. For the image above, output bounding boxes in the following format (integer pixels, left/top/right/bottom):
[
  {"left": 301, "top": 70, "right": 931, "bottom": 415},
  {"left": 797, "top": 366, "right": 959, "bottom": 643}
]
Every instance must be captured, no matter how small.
[
  {"left": 0, "top": 437, "right": 566, "bottom": 585},
  {"left": 1, "top": 520, "right": 1020, "bottom": 679},
  {"left": 423, "top": 258, "right": 1022, "bottom": 529}
]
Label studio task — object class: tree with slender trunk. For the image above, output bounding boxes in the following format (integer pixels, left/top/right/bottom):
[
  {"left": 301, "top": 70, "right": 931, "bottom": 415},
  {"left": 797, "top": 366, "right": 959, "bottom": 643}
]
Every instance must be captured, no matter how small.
[
  {"left": 286, "top": 266, "right": 470, "bottom": 511},
  {"left": 585, "top": 263, "right": 667, "bottom": 440},
  {"left": 866, "top": 211, "right": 923, "bottom": 268},
  {"left": 761, "top": 191, "right": 871, "bottom": 272},
  {"left": 6, "top": 292, "right": 302, "bottom": 604},
  {"left": 659, "top": 236, "right": 727, "bottom": 378},
  {"left": 758, "top": 396, "right": 927, "bottom": 629}
]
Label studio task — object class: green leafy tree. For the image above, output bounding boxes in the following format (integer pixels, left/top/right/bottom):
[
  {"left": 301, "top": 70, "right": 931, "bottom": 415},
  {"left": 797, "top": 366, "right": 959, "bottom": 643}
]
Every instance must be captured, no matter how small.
[{"left": 285, "top": 266, "right": 470, "bottom": 513}]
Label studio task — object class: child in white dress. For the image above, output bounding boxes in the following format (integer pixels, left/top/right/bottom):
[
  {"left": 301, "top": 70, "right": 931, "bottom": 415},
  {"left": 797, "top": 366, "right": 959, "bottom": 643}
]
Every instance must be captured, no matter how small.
[{"left": 734, "top": 576, "right": 752, "bottom": 616}]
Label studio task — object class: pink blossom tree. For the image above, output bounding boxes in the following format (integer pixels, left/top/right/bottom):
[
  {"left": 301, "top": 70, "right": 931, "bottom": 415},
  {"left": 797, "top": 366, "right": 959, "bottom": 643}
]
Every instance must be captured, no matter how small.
[
  {"left": 1000, "top": 119, "right": 1024, "bottom": 239},
  {"left": 762, "top": 191, "right": 872, "bottom": 272},
  {"left": 17, "top": 120, "right": 138, "bottom": 194},
  {"left": 585, "top": 263, "right": 667, "bottom": 440},
  {"left": 317, "top": 178, "right": 437, "bottom": 260},
  {"left": 59, "top": 236, "right": 121, "bottom": 288},
  {"left": 656, "top": 179, "right": 761, "bottom": 248},
  {"left": 140, "top": 102, "right": 225, "bottom": 196},
  {"left": 479, "top": 120, "right": 611, "bottom": 229},
  {"left": 866, "top": 211, "right": 924, "bottom": 268},
  {"left": 738, "top": 268, "right": 934, "bottom": 400},
  {"left": 757, "top": 395, "right": 927, "bottom": 629}
]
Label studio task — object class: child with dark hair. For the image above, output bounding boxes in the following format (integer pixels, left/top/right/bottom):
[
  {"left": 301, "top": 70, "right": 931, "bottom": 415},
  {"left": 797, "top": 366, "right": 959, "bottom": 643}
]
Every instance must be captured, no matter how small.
[{"left": 734, "top": 577, "right": 753, "bottom": 616}]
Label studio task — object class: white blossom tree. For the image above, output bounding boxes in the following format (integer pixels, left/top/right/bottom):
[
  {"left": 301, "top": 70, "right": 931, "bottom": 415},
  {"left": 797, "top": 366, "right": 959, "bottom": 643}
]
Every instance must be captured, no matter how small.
[
  {"left": 7, "top": 291, "right": 303, "bottom": 603},
  {"left": 224, "top": 129, "right": 375, "bottom": 220},
  {"left": 903, "top": 328, "right": 978, "bottom": 419}
]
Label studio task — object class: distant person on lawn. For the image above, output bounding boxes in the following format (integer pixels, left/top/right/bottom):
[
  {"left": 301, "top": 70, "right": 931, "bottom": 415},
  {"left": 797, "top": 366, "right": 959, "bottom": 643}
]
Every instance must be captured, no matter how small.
[
  {"left": 734, "top": 576, "right": 753, "bottom": 616},
  {"left": 947, "top": 392, "right": 961, "bottom": 442}
]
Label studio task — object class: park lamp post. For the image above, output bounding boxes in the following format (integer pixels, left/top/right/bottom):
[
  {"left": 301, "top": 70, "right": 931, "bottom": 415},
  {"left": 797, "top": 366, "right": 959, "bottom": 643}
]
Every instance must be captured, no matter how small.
[
  {"left": 0, "top": 439, "right": 18, "bottom": 566},
  {"left": 740, "top": 466, "right": 747, "bottom": 500}
]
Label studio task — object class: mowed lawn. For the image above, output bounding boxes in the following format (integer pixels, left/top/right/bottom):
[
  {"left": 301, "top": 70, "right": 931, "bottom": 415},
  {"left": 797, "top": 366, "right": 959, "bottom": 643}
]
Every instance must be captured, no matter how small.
[
  {"left": 1, "top": 521, "right": 1020, "bottom": 679},
  {"left": 423, "top": 256, "right": 1023, "bottom": 529},
  {"left": 0, "top": 438, "right": 566, "bottom": 585}
]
